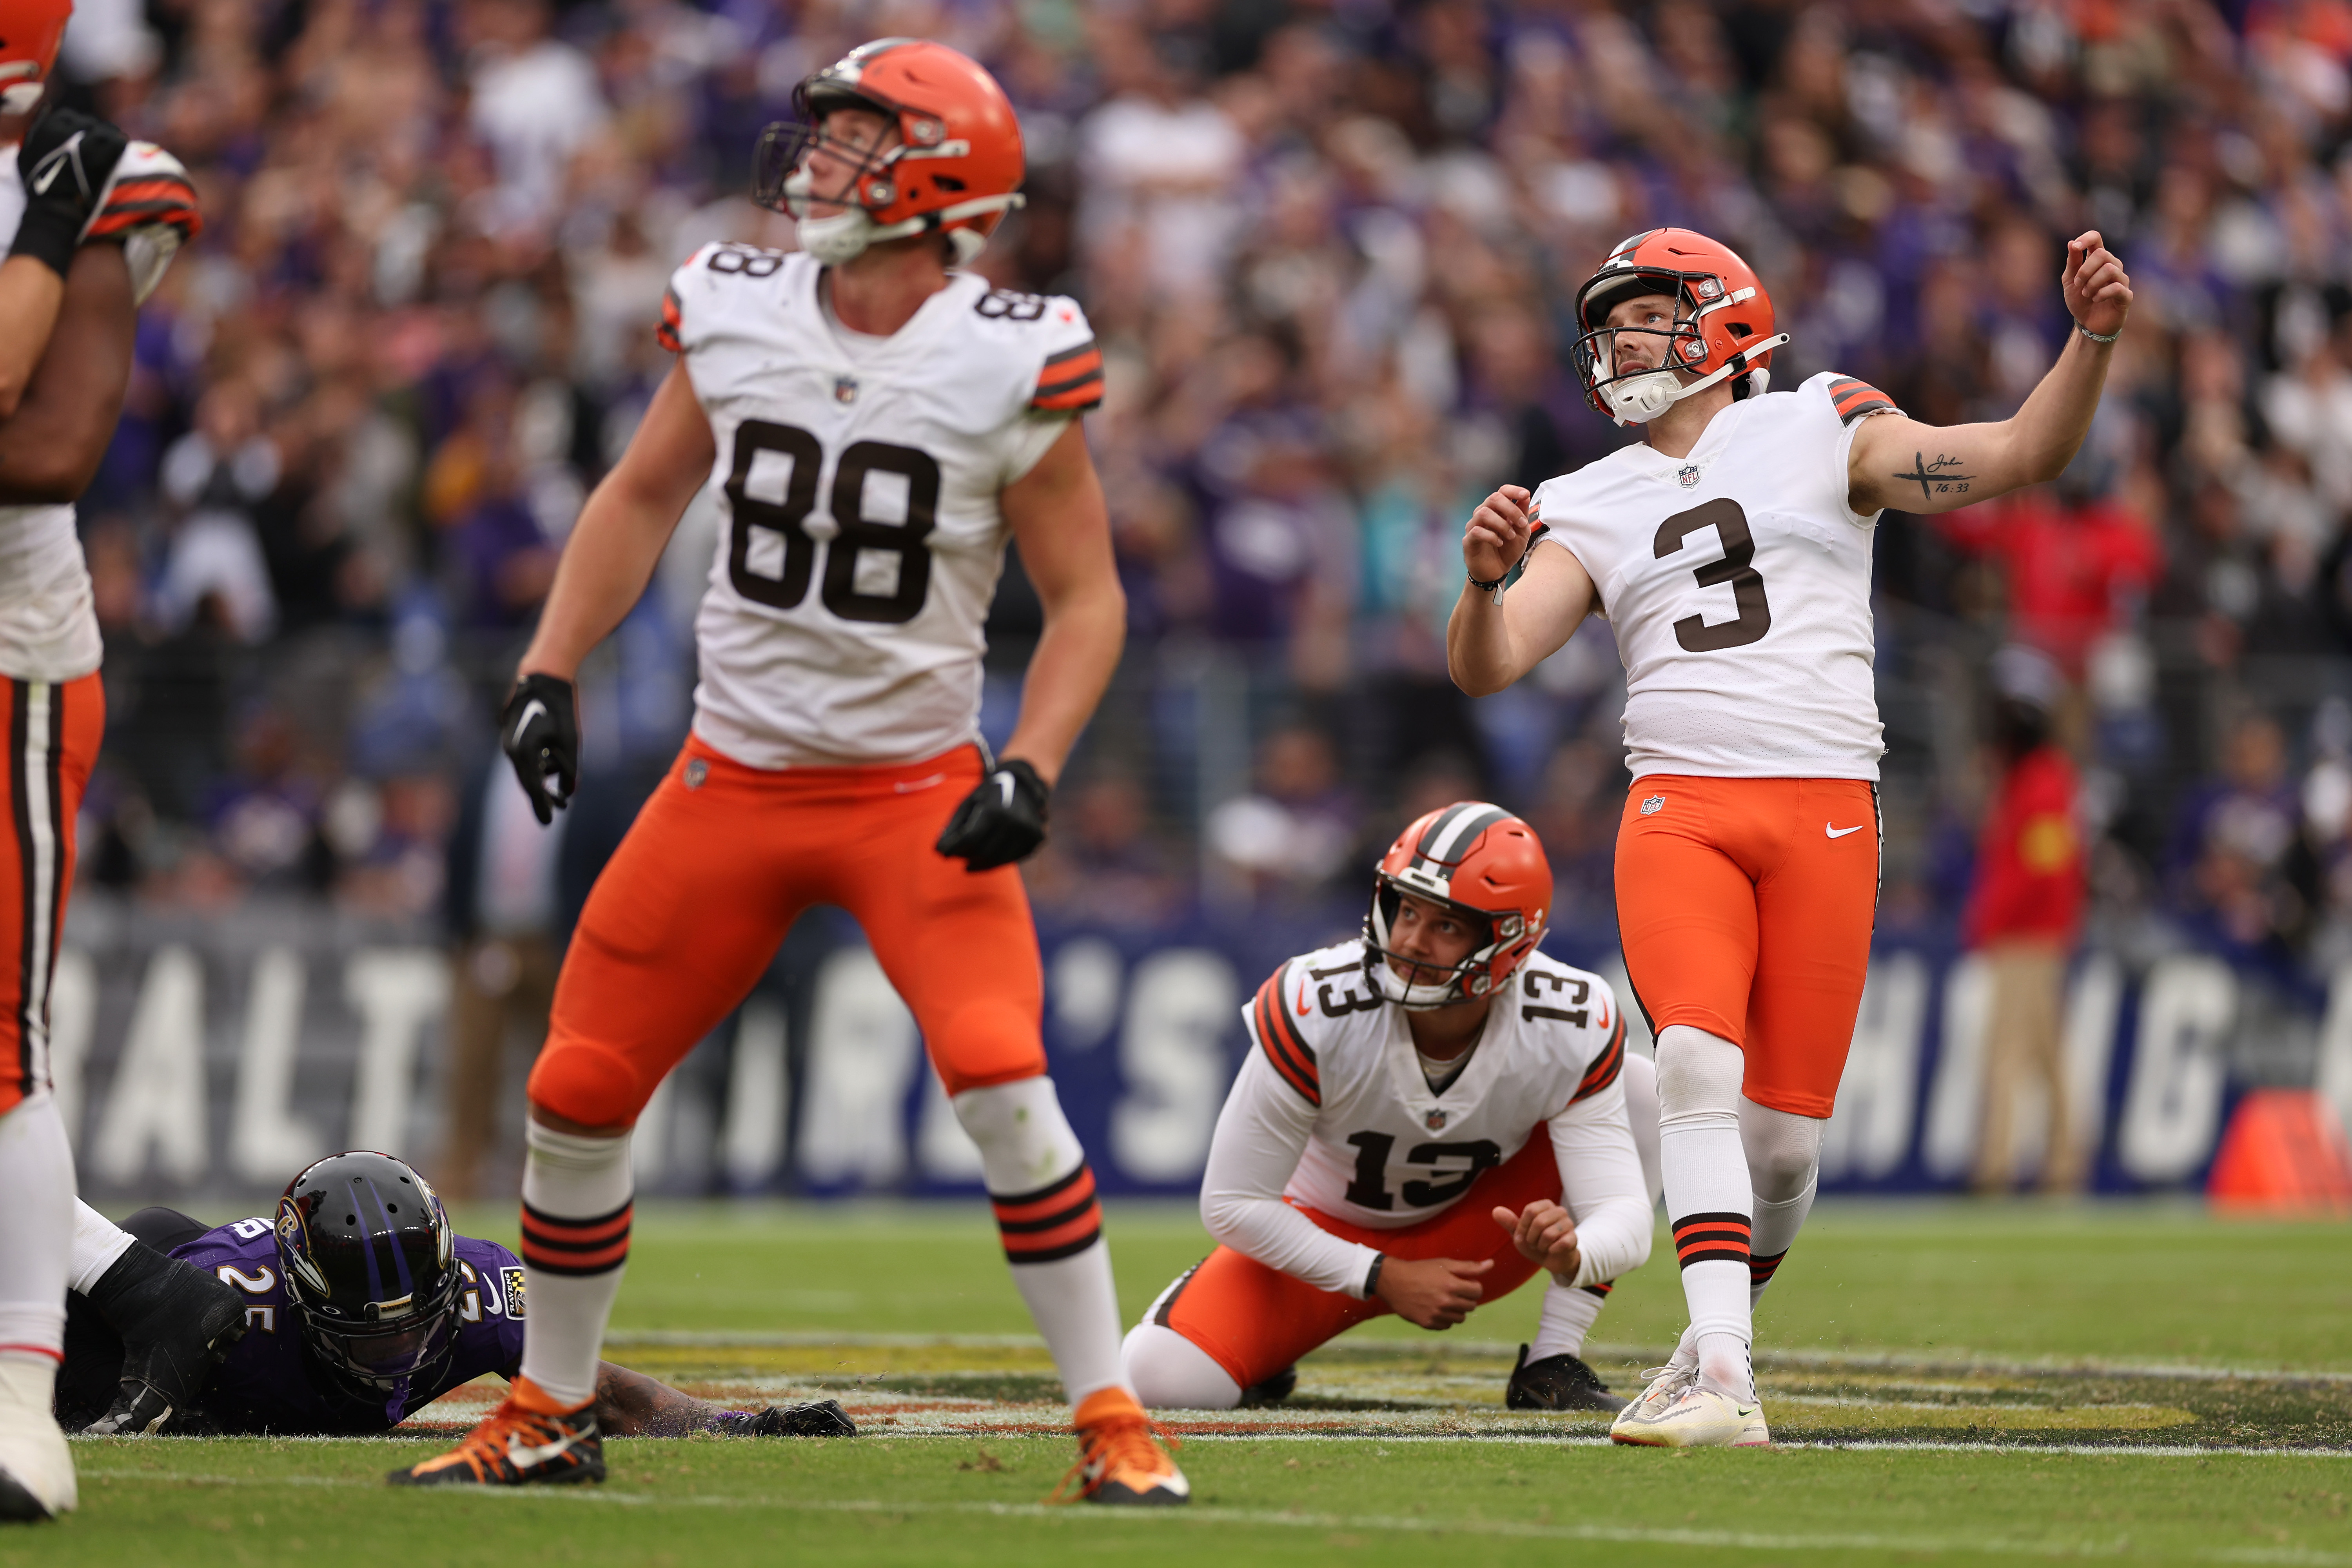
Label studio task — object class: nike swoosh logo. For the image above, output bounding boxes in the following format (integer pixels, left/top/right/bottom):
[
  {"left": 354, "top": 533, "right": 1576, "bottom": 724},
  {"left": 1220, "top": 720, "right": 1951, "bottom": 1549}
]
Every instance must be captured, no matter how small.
[
  {"left": 1826, "top": 824, "right": 1864, "bottom": 838},
  {"left": 1737, "top": 1405, "right": 1758, "bottom": 1416},
  {"left": 895, "top": 772, "right": 946, "bottom": 793},
  {"left": 30, "top": 156, "right": 61, "bottom": 196},
  {"left": 506, "top": 1430, "right": 584, "bottom": 1468},
  {"left": 510, "top": 699, "right": 547, "bottom": 750},
  {"left": 996, "top": 773, "right": 1016, "bottom": 808},
  {"left": 1296, "top": 977, "right": 1311, "bottom": 1016}
]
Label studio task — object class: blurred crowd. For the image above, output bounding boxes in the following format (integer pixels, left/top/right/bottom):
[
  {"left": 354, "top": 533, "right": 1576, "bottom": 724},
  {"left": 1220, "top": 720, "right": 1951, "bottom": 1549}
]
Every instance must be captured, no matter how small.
[{"left": 48, "top": 0, "right": 2352, "bottom": 979}]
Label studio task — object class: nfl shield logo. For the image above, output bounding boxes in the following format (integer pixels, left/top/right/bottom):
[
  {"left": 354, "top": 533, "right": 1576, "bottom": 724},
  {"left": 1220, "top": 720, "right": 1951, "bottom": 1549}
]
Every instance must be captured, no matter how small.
[
  {"left": 1640, "top": 793, "right": 1665, "bottom": 816},
  {"left": 1425, "top": 1109, "right": 1447, "bottom": 1131},
  {"left": 834, "top": 375, "right": 859, "bottom": 404},
  {"left": 1677, "top": 463, "right": 1701, "bottom": 488},
  {"left": 684, "top": 759, "right": 709, "bottom": 789}
]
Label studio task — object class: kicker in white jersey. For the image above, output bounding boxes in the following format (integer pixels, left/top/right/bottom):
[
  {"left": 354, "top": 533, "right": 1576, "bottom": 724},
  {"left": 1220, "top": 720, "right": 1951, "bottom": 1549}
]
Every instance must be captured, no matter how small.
[
  {"left": 1248, "top": 938, "right": 1629, "bottom": 1239},
  {"left": 1532, "top": 369, "right": 1896, "bottom": 783},
  {"left": 660, "top": 245, "right": 1101, "bottom": 768}
]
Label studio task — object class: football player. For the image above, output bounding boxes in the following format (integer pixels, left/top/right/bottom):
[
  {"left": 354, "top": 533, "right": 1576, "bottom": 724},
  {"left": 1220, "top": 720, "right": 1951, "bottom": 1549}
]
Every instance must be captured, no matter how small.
[
  {"left": 1123, "top": 804, "right": 1658, "bottom": 1413},
  {"left": 1449, "top": 227, "right": 2130, "bottom": 1446},
  {"left": 0, "top": 0, "right": 199, "bottom": 1521},
  {"left": 396, "top": 40, "right": 1181, "bottom": 1503},
  {"left": 56, "top": 1152, "right": 853, "bottom": 1440}
]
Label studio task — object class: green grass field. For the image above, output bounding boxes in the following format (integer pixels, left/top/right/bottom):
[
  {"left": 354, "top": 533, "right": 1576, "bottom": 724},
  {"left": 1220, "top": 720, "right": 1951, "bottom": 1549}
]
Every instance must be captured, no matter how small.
[{"left": 10, "top": 1200, "right": 2352, "bottom": 1566}]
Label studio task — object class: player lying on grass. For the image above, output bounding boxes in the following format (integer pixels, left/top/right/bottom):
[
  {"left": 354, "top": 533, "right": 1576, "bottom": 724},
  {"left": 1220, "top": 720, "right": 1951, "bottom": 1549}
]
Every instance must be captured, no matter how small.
[
  {"left": 52, "top": 1151, "right": 850, "bottom": 1440},
  {"left": 1123, "top": 803, "right": 1659, "bottom": 1412}
]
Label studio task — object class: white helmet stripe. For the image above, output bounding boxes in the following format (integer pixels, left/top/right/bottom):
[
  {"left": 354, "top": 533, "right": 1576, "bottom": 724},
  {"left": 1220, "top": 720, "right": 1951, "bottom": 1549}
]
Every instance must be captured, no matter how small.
[{"left": 1411, "top": 802, "right": 1510, "bottom": 875}]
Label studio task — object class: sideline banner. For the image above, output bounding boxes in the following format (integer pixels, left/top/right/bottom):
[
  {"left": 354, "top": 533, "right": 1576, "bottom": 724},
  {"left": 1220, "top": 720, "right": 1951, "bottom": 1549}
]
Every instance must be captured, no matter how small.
[{"left": 54, "top": 899, "right": 2352, "bottom": 1202}]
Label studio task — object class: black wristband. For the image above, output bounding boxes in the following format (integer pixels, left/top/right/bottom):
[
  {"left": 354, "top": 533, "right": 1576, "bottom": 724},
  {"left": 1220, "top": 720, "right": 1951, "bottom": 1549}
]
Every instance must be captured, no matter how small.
[
  {"left": 1364, "top": 1253, "right": 1385, "bottom": 1298},
  {"left": 7, "top": 203, "right": 78, "bottom": 280}
]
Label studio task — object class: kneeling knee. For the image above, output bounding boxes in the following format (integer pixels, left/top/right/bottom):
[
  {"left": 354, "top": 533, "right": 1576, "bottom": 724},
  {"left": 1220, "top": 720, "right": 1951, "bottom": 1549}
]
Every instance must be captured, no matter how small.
[{"left": 1121, "top": 1323, "right": 1240, "bottom": 1411}]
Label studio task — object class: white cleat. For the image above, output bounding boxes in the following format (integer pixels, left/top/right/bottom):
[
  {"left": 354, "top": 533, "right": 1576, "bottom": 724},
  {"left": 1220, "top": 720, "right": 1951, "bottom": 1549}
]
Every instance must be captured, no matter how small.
[
  {"left": 1615, "top": 1362, "right": 1695, "bottom": 1424},
  {"left": 0, "top": 1358, "right": 74, "bottom": 1520},
  {"left": 1610, "top": 1384, "right": 1759, "bottom": 1448}
]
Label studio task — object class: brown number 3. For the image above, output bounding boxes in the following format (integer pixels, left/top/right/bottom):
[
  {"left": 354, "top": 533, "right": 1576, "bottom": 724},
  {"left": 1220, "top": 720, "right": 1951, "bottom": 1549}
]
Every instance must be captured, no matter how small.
[{"left": 1654, "top": 498, "right": 1773, "bottom": 651}]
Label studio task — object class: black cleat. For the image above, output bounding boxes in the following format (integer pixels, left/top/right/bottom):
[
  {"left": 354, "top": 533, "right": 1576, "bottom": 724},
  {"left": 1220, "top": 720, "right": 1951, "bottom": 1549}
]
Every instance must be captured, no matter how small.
[
  {"left": 1506, "top": 1345, "right": 1623, "bottom": 1412},
  {"left": 1239, "top": 1365, "right": 1297, "bottom": 1406},
  {"left": 82, "top": 1243, "right": 247, "bottom": 1435},
  {"left": 721, "top": 1399, "right": 857, "bottom": 1437}
]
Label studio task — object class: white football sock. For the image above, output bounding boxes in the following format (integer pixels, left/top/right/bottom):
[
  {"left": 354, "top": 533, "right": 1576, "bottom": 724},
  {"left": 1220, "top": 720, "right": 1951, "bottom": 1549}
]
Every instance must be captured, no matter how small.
[
  {"left": 1742, "top": 1098, "right": 1824, "bottom": 1310},
  {"left": 515, "top": 1118, "right": 633, "bottom": 1410},
  {"left": 1655, "top": 1025, "right": 1752, "bottom": 1402},
  {"left": 955, "top": 1076, "right": 1127, "bottom": 1405},
  {"left": 0, "top": 1095, "right": 74, "bottom": 1362},
  {"left": 1121, "top": 1321, "right": 1241, "bottom": 1410},
  {"left": 68, "top": 1200, "right": 132, "bottom": 1295},
  {"left": 1530, "top": 1278, "right": 1609, "bottom": 1361}
]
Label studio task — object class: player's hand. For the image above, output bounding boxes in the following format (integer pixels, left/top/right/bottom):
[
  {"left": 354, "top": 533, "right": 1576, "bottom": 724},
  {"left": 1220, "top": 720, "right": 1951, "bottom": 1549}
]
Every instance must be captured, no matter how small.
[
  {"left": 9, "top": 108, "right": 130, "bottom": 278},
  {"left": 1494, "top": 1200, "right": 1583, "bottom": 1284},
  {"left": 1463, "top": 485, "right": 1535, "bottom": 586},
  {"left": 2062, "top": 230, "right": 2132, "bottom": 341},
  {"left": 1373, "top": 1255, "right": 1492, "bottom": 1330},
  {"left": 500, "top": 672, "right": 579, "bottom": 824},
  {"left": 936, "top": 757, "right": 1049, "bottom": 871}
]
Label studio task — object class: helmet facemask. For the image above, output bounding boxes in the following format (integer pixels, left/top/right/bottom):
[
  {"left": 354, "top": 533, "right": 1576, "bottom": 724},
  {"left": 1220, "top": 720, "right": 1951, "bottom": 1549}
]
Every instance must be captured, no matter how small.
[
  {"left": 752, "top": 57, "right": 1024, "bottom": 267},
  {"left": 1363, "top": 876, "right": 1526, "bottom": 1011},
  {"left": 1572, "top": 266, "right": 1790, "bottom": 426}
]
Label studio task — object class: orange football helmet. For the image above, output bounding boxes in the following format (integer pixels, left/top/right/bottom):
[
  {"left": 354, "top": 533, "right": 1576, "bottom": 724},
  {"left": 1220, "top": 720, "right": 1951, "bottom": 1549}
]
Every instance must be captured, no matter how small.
[
  {"left": 1364, "top": 802, "right": 1552, "bottom": 1010},
  {"left": 0, "top": 0, "right": 71, "bottom": 116},
  {"left": 753, "top": 38, "right": 1024, "bottom": 266},
  {"left": 1571, "top": 227, "right": 1790, "bottom": 425}
]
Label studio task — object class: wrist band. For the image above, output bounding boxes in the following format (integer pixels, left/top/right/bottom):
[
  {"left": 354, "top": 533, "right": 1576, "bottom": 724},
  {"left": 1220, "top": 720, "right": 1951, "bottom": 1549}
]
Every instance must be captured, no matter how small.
[
  {"left": 6, "top": 203, "right": 77, "bottom": 281},
  {"left": 2076, "top": 321, "right": 2120, "bottom": 345},
  {"left": 1364, "top": 1254, "right": 1385, "bottom": 1298}
]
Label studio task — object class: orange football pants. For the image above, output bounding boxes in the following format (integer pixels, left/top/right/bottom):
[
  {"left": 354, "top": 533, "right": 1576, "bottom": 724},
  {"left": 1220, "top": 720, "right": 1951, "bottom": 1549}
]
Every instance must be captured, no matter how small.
[
  {"left": 1614, "top": 775, "right": 1878, "bottom": 1119},
  {"left": 1156, "top": 1133, "right": 1558, "bottom": 1388},
  {"left": 0, "top": 673, "right": 102, "bottom": 1113},
  {"left": 528, "top": 737, "right": 1046, "bottom": 1128}
]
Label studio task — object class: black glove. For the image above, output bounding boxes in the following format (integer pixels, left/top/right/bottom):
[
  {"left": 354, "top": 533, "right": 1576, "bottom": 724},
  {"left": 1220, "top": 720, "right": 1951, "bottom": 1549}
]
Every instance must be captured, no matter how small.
[
  {"left": 10, "top": 108, "right": 130, "bottom": 279},
  {"left": 713, "top": 1399, "right": 857, "bottom": 1437},
  {"left": 935, "top": 756, "right": 1050, "bottom": 871},
  {"left": 499, "top": 672, "right": 579, "bottom": 825}
]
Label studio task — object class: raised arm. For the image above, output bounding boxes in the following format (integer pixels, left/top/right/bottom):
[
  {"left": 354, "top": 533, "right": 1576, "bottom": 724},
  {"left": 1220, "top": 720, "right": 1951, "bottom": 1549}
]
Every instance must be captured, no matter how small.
[
  {"left": 1445, "top": 485, "right": 1600, "bottom": 697},
  {"left": 1847, "top": 230, "right": 2132, "bottom": 517}
]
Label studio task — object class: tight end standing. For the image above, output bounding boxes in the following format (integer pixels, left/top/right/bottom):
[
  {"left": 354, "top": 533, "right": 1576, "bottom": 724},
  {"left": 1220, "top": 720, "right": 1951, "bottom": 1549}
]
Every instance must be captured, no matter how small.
[
  {"left": 1448, "top": 225, "right": 2130, "bottom": 1446},
  {"left": 392, "top": 39, "right": 1185, "bottom": 1503},
  {"left": 0, "top": 0, "right": 200, "bottom": 1520}
]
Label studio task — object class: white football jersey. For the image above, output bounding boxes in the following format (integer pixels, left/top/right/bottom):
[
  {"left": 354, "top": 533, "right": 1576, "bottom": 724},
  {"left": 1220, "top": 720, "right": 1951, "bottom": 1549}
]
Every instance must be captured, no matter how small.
[
  {"left": 1533, "top": 372, "right": 1900, "bottom": 782},
  {"left": 0, "top": 139, "right": 197, "bottom": 683},
  {"left": 662, "top": 246, "right": 1102, "bottom": 768},
  {"left": 1248, "top": 938, "right": 1628, "bottom": 1228}
]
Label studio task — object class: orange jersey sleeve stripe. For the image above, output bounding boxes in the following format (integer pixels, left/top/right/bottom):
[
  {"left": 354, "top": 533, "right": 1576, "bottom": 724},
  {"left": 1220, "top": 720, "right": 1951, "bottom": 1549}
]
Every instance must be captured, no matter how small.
[
  {"left": 1570, "top": 1013, "right": 1627, "bottom": 1102},
  {"left": 1030, "top": 339, "right": 1104, "bottom": 411},
  {"left": 1253, "top": 970, "right": 1319, "bottom": 1105},
  {"left": 84, "top": 199, "right": 201, "bottom": 240},
  {"left": 656, "top": 284, "right": 684, "bottom": 352},
  {"left": 1829, "top": 377, "right": 1897, "bottom": 425}
]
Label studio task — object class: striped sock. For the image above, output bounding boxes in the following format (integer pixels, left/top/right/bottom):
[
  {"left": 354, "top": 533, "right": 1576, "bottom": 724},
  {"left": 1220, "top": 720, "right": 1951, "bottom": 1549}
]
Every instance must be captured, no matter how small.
[
  {"left": 956, "top": 1078, "right": 1127, "bottom": 1404},
  {"left": 515, "top": 1120, "right": 632, "bottom": 1410}
]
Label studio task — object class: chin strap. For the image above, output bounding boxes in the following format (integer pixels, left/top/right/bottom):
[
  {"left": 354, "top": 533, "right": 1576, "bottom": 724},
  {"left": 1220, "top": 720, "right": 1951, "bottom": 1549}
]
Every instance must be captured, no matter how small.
[{"left": 1604, "top": 332, "right": 1791, "bottom": 426}]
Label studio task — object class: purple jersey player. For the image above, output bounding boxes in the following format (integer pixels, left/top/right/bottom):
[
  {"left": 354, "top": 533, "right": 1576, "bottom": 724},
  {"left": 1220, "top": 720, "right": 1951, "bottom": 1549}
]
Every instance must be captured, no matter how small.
[{"left": 56, "top": 1152, "right": 850, "bottom": 1441}]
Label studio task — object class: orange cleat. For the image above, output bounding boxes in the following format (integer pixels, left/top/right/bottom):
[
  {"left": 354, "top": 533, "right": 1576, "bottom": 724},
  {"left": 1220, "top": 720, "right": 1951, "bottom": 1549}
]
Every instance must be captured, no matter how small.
[
  {"left": 387, "top": 1375, "right": 604, "bottom": 1488},
  {"left": 1052, "top": 1387, "right": 1189, "bottom": 1506}
]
